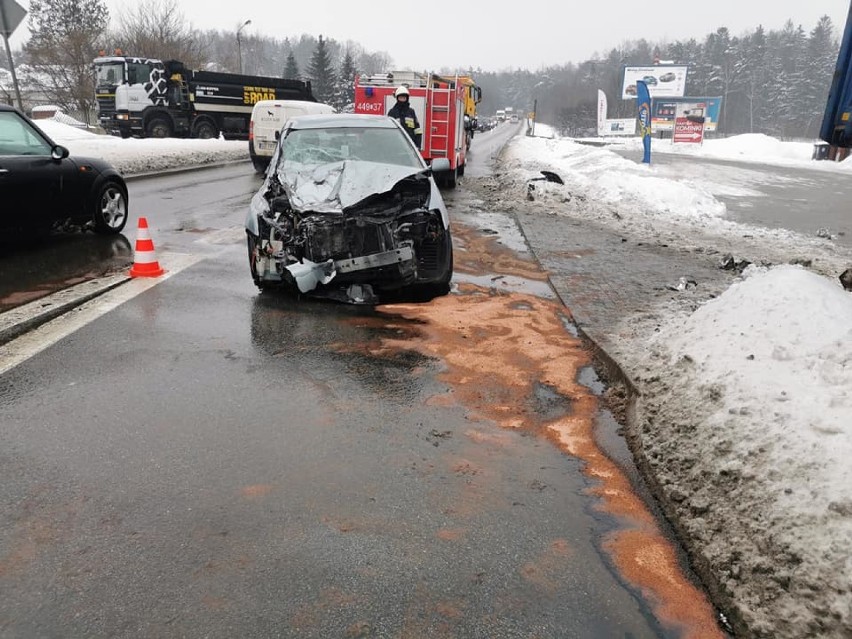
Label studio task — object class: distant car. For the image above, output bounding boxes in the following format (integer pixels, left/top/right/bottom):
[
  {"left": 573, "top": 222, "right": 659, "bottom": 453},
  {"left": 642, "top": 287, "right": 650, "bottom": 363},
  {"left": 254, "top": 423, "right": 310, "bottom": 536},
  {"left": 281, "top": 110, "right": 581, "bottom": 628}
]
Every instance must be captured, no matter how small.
[
  {"left": 0, "top": 104, "right": 128, "bottom": 237},
  {"left": 248, "top": 99, "right": 336, "bottom": 175},
  {"left": 625, "top": 84, "right": 638, "bottom": 96},
  {"left": 659, "top": 72, "right": 677, "bottom": 83},
  {"left": 642, "top": 76, "right": 658, "bottom": 86},
  {"left": 245, "top": 113, "right": 453, "bottom": 304}
]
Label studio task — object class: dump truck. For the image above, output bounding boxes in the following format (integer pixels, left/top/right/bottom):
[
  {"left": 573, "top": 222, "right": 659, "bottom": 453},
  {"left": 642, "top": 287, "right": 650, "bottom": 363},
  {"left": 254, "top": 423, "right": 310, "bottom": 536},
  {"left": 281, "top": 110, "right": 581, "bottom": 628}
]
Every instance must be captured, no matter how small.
[
  {"left": 93, "top": 54, "right": 315, "bottom": 140},
  {"left": 459, "top": 76, "right": 482, "bottom": 150}
]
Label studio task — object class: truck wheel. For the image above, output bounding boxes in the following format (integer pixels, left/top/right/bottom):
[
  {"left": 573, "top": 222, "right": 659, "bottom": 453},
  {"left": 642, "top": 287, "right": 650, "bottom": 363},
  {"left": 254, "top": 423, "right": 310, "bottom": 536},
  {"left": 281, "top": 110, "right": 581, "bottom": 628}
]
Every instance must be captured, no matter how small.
[
  {"left": 192, "top": 119, "right": 218, "bottom": 139},
  {"left": 145, "top": 117, "right": 172, "bottom": 138}
]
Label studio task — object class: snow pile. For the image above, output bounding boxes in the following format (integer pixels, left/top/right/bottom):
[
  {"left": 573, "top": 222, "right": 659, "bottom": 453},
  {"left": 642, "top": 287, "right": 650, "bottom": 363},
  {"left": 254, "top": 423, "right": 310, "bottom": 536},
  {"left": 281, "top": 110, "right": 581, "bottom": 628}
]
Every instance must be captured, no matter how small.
[
  {"left": 505, "top": 135, "right": 726, "bottom": 227},
  {"left": 499, "top": 133, "right": 850, "bottom": 278},
  {"left": 638, "top": 265, "right": 852, "bottom": 635},
  {"left": 591, "top": 132, "right": 852, "bottom": 172},
  {"left": 35, "top": 120, "right": 248, "bottom": 175}
]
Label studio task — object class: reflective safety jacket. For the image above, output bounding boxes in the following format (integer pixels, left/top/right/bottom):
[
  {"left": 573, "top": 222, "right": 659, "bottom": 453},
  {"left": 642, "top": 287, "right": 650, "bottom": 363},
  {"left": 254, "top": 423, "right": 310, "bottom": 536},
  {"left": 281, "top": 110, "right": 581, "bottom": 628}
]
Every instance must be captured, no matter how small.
[{"left": 387, "top": 102, "right": 423, "bottom": 148}]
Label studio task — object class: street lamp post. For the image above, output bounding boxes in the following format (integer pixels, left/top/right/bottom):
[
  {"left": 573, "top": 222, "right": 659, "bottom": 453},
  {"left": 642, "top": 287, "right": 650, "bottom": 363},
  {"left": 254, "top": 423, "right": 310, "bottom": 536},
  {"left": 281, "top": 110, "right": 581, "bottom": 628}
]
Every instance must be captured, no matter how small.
[{"left": 237, "top": 19, "right": 251, "bottom": 74}]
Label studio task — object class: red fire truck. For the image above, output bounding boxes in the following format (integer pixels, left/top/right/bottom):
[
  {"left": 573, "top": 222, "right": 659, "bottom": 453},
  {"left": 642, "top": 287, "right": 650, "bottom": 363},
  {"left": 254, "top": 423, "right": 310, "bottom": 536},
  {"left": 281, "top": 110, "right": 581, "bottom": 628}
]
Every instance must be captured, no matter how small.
[{"left": 354, "top": 71, "right": 467, "bottom": 188}]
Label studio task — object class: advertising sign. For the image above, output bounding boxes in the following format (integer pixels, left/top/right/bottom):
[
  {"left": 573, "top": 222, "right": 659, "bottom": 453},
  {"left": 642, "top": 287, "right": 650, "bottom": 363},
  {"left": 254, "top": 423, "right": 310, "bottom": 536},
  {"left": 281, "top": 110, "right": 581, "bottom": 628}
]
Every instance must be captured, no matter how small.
[
  {"left": 653, "top": 97, "right": 723, "bottom": 132},
  {"left": 673, "top": 117, "right": 705, "bottom": 144},
  {"left": 672, "top": 101, "right": 708, "bottom": 144},
  {"left": 622, "top": 65, "right": 688, "bottom": 100},
  {"left": 597, "top": 89, "right": 608, "bottom": 136},
  {"left": 637, "top": 80, "right": 652, "bottom": 163},
  {"left": 603, "top": 119, "right": 637, "bottom": 136}
]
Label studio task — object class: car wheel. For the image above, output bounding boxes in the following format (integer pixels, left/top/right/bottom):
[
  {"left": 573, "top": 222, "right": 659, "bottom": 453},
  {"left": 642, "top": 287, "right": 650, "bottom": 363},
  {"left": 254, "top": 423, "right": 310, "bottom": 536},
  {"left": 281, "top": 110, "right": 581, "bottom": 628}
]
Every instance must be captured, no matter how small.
[
  {"left": 192, "top": 119, "right": 218, "bottom": 139},
  {"left": 92, "top": 181, "right": 129, "bottom": 234},
  {"left": 445, "top": 168, "right": 457, "bottom": 189},
  {"left": 145, "top": 117, "right": 172, "bottom": 138},
  {"left": 247, "top": 232, "right": 268, "bottom": 289},
  {"left": 415, "top": 229, "right": 453, "bottom": 298}
]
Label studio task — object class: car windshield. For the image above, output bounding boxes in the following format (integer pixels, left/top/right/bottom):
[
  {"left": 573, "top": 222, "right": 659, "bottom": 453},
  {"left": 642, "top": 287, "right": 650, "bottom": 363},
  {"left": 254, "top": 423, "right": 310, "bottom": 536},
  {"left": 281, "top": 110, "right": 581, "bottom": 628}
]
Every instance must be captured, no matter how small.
[
  {"left": 0, "top": 112, "right": 53, "bottom": 156},
  {"left": 277, "top": 126, "right": 423, "bottom": 170}
]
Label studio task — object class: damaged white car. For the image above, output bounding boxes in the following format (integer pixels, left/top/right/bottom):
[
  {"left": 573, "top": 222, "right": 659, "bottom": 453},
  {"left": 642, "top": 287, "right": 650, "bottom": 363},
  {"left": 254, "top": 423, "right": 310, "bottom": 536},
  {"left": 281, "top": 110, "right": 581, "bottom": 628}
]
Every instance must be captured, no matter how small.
[{"left": 245, "top": 114, "right": 454, "bottom": 304}]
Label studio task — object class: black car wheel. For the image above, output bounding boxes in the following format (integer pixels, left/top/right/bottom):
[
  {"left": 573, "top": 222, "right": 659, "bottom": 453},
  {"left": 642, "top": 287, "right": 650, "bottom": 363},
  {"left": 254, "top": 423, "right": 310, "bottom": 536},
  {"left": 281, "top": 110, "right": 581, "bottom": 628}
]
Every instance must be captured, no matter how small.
[{"left": 92, "top": 181, "right": 128, "bottom": 234}]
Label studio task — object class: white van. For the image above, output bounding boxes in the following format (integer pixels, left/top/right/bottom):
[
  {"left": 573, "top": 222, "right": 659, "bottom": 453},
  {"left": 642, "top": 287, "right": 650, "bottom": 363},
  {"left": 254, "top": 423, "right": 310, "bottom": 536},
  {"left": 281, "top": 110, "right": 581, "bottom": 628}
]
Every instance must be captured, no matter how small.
[{"left": 249, "top": 100, "right": 336, "bottom": 173}]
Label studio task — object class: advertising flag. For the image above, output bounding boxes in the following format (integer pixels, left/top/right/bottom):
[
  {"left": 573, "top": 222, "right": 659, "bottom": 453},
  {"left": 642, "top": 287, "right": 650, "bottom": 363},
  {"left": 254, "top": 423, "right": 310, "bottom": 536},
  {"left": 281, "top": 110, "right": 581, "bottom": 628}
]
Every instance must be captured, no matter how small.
[
  {"left": 597, "top": 90, "right": 608, "bottom": 136},
  {"left": 636, "top": 80, "right": 652, "bottom": 164}
]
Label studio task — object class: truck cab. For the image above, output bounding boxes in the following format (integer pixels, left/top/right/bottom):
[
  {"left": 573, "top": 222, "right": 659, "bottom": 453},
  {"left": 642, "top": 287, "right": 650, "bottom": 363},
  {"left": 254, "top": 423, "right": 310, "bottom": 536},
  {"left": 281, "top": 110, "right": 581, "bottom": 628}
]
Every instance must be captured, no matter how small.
[{"left": 94, "top": 56, "right": 170, "bottom": 138}]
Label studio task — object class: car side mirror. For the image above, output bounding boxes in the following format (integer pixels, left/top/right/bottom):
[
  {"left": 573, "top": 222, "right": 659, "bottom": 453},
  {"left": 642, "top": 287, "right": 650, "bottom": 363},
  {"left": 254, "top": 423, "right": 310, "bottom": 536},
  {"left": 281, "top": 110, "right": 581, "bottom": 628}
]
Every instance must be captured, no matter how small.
[
  {"left": 51, "top": 145, "right": 70, "bottom": 161},
  {"left": 430, "top": 158, "right": 451, "bottom": 173}
]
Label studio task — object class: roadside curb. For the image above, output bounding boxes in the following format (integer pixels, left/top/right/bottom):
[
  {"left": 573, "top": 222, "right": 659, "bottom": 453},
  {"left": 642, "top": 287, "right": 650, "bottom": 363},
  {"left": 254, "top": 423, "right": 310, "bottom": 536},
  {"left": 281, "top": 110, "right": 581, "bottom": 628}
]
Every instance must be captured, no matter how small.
[
  {"left": 0, "top": 273, "right": 129, "bottom": 346},
  {"left": 123, "top": 158, "right": 249, "bottom": 181}
]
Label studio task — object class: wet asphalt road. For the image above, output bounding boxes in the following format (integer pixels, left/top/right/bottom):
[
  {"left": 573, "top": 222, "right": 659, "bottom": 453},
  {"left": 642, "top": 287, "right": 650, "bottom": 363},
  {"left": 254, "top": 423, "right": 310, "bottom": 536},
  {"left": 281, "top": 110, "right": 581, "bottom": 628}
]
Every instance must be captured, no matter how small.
[
  {"left": 0, "top": 127, "right": 703, "bottom": 637},
  {"left": 0, "top": 256, "right": 665, "bottom": 637}
]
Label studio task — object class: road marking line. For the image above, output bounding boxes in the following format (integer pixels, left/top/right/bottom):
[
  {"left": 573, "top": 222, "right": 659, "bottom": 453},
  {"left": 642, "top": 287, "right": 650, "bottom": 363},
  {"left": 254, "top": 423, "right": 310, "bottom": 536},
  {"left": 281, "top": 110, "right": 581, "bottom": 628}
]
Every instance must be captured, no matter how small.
[{"left": 0, "top": 253, "right": 202, "bottom": 377}]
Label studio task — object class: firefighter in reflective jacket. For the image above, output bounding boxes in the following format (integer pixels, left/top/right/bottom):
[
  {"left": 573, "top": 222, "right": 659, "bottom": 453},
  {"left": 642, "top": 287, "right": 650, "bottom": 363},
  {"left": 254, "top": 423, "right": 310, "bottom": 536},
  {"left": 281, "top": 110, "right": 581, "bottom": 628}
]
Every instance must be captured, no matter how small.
[{"left": 387, "top": 86, "right": 422, "bottom": 147}]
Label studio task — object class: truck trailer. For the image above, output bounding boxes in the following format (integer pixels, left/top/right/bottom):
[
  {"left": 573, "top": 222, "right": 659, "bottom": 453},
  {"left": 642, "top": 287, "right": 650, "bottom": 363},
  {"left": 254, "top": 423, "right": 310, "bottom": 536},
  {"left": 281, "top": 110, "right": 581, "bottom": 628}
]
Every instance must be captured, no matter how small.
[
  {"left": 354, "top": 71, "right": 468, "bottom": 187},
  {"left": 819, "top": 3, "right": 852, "bottom": 159},
  {"left": 93, "top": 55, "right": 315, "bottom": 140}
]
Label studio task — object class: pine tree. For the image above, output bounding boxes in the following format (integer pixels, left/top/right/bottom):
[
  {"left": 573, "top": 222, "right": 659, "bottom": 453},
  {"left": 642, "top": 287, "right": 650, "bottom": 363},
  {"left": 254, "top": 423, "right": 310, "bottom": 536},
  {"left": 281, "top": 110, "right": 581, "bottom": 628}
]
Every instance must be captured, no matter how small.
[
  {"left": 284, "top": 50, "right": 300, "bottom": 79},
  {"left": 330, "top": 48, "right": 357, "bottom": 112},
  {"left": 307, "top": 35, "right": 336, "bottom": 103},
  {"left": 25, "top": 0, "right": 110, "bottom": 122},
  {"left": 803, "top": 16, "right": 837, "bottom": 135}
]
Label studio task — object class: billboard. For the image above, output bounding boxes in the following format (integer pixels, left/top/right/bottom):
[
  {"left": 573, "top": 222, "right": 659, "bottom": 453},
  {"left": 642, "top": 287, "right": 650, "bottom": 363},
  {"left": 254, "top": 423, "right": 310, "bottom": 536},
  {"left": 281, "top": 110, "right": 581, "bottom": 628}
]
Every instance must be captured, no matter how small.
[
  {"left": 652, "top": 97, "right": 723, "bottom": 132},
  {"left": 622, "top": 65, "right": 688, "bottom": 100},
  {"left": 602, "top": 119, "right": 637, "bottom": 136}
]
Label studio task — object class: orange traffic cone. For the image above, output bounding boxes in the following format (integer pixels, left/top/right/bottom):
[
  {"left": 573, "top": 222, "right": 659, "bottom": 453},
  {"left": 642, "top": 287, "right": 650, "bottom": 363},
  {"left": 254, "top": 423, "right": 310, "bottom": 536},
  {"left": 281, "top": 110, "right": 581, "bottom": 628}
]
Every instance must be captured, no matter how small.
[{"left": 129, "top": 217, "right": 166, "bottom": 278}]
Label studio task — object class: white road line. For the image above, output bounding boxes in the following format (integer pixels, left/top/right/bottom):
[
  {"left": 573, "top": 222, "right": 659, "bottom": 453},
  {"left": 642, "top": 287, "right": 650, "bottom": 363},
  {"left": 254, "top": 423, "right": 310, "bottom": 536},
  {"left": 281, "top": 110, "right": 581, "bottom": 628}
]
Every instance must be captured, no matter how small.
[{"left": 0, "top": 253, "right": 203, "bottom": 377}]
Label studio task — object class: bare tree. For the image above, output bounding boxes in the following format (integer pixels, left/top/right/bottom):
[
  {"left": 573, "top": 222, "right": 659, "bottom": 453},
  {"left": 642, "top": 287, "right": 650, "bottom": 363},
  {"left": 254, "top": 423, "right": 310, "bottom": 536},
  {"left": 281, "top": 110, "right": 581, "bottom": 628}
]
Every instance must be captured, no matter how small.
[
  {"left": 111, "top": 0, "right": 206, "bottom": 67},
  {"left": 24, "top": 0, "right": 110, "bottom": 122}
]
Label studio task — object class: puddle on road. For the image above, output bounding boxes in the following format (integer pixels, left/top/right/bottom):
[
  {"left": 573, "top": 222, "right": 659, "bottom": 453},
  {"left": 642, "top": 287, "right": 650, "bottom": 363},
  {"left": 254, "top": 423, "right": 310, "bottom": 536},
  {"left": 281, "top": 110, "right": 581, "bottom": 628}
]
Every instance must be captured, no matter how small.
[{"left": 365, "top": 214, "right": 725, "bottom": 638}]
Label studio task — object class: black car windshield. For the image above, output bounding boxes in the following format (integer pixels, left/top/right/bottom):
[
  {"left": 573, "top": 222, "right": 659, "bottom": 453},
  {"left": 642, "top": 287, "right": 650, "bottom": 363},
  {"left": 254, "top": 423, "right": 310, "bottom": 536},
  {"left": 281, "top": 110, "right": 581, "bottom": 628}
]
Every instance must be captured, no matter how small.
[
  {"left": 278, "top": 126, "right": 423, "bottom": 170},
  {"left": 0, "top": 112, "right": 52, "bottom": 156}
]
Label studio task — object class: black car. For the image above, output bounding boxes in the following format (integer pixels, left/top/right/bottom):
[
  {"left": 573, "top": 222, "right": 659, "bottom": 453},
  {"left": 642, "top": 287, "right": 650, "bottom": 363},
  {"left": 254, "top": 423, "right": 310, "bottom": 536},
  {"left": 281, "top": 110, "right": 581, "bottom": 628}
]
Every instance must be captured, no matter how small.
[{"left": 0, "top": 105, "right": 128, "bottom": 237}]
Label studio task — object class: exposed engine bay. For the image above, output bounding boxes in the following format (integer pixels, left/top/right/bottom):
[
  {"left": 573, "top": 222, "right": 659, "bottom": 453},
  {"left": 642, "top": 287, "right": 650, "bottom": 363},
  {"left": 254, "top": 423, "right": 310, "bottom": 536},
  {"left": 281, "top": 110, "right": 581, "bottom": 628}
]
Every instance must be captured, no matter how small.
[{"left": 249, "top": 160, "right": 449, "bottom": 304}]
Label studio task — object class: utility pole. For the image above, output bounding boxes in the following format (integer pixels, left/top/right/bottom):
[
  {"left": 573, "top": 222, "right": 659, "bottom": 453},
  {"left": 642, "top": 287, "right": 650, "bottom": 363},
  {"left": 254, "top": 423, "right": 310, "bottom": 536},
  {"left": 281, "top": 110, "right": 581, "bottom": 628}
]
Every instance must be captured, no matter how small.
[{"left": 237, "top": 19, "right": 251, "bottom": 74}]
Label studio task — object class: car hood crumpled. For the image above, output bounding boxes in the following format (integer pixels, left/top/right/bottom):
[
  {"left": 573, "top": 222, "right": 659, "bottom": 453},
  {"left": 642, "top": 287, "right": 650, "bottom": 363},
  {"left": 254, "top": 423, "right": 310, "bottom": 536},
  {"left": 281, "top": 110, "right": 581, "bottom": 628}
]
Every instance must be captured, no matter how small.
[{"left": 275, "top": 160, "right": 428, "bottom": 214}]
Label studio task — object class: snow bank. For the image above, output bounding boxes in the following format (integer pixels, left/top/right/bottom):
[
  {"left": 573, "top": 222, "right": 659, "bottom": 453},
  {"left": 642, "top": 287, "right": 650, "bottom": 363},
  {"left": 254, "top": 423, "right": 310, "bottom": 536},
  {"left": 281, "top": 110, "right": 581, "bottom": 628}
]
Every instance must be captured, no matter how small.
[
  {"left": 640, "top": 265, "right": 852, "bottom": 635},
  {"left": 35, "top": 120, "right": 248, "bottom": 175}
]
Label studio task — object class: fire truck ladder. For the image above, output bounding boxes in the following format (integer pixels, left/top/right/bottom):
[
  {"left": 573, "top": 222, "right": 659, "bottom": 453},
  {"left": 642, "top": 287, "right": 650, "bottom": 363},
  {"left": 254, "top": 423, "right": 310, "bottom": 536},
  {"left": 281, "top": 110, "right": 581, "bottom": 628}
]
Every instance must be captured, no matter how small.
[{"left": 427, "top": 75, "right": 454, "bottom": 159}]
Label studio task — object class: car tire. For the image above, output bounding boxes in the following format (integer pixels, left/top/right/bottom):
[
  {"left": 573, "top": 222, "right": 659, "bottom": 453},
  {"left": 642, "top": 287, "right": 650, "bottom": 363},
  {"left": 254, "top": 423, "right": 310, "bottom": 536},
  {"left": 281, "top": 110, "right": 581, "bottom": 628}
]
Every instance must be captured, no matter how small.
[
  {"left": 445, "top": 168, "right": 457, "bottom": 189},
  {"left": 247, "top": 232, "right": 268, "bottom": 289},
  {"left": 414, "top": 228, "right": 453, "bottom": 298},
  {"left": 92, "top": 180, "right": 129, "bottom": 234},
  {"left": 145, "top": 116, "right": 172, "bottom": 138}
]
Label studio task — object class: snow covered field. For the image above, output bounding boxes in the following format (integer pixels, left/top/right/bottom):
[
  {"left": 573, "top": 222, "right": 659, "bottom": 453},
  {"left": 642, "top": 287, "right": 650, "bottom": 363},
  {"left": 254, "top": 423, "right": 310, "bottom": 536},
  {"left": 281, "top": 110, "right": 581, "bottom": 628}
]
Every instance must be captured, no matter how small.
[{"left": 36, "top": 118, "right": 852, "bottom": 637}]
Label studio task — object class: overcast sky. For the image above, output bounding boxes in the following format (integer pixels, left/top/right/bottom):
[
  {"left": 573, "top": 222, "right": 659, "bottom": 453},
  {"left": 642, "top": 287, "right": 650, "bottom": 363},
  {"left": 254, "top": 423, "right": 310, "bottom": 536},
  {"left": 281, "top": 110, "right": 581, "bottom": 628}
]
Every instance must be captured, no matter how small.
[{"left": 7, "top": 0, "right": 851, "bottom": 71}]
